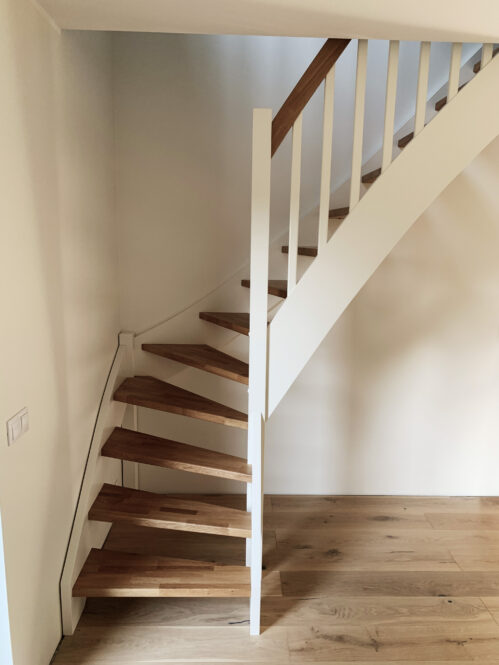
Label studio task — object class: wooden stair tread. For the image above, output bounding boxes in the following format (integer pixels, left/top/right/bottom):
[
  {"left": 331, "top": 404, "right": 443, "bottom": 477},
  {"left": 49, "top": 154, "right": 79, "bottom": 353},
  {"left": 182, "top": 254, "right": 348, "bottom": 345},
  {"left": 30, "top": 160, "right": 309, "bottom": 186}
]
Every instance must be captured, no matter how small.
[
  {"left": 114, "top": 376, "right": 247, "bottom": 429},
  {"left": 397, "top": 131, "right": 414, "bottom": 149},
  {"left": 89, "top": 484, "right": 251, "bottom": 538},
  {"left": 102, "top": 427, "right": 252, "bottom": 482},
  {"left": 361, "top": 167, "right": 381, "bottom": 184},
  {"left": 329, "top": 206, "right": 349, "bottom": 219},
  {"left": 73, "top": 548, "right": 250, "bottom": 598},
  {"left": 281, "top": 245, "right": 318, "bottom": 257},
  {"left": 473, "top": 47, "right": 499, "bottom": 73},
  {"left": 142, "top": 343, "right": 248, "bottom": 385},
  {"left": 434, "top": 82, "right": 467, "bottom": 111},
  {"left": 199, "top": 312, "right": 256, "bottom": 336},
  {"left": 241, "top": 279, "right": 287, "bottom": 298}
]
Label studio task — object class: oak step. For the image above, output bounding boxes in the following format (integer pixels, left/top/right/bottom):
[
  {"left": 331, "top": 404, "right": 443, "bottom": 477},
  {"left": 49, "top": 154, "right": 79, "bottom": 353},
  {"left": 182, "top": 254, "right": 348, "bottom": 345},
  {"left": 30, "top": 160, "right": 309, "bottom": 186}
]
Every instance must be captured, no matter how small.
[
  {"left": 142, "top": 344, "right": 249, "bottom": 385},
  {"left": 329, "top": 206, "right": 349, "bottom": 218},
  {"left": 102, "top": 427, "right": 252, "bottom": 482},
  {"left": 397, "top": 131, "right": 414, "bottom": 149},
  {"left": 114, "top": 376, "right": 248, "bottom": 429},
  {"left": 473, "top": 47, "right": 499, "bottom": 73},
  {"left": 361, "top": 167, "right": 381, "bottom": 184},
  {"left": 73, "top": 548, "right": 250, "bottom": 598},
  {"left": 241, "top": 279, "right": 287, "bottom": 298},
  {"left": 434, "top": 82, "right": 467, "bottom": 111},
  {"left": 281, "top": 245, "right": 318, "bottom": 257},
  {"left": 89, "top": 484, "right": 251, "bottom": 538},
  {"left": 199, "top": 312, "right": 252, "bottom": 335}
]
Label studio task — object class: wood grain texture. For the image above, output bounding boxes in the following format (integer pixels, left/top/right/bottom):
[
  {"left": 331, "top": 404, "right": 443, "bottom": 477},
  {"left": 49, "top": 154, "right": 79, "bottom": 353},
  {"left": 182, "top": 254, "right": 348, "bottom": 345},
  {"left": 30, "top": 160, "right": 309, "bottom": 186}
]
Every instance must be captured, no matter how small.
[
  {"left": 114, "top": 376, "right": 248, "bottom": 429},
  {"left": 271, "top": 38, "right": 350, "bottom": 156},
  {"left": 89, "top": 484, "right": 251, "bottom": 538},
  {"left": 142, "top": 344, "right": 249, "bottom": 384},
  {"left": 199, "top": 312, "right": 252, "bottom": 335},
  {"left": 241, "top": 279, "right": 287, "bottom": 298},
  {"left": 54, "top": 495, "right": 499, "bottom": 663},
  {"left": 102, "top": 427, "right": 252, "bottom": 482},
  {"left": 73, "top": 549, "right": 250, "bottom": 598}
]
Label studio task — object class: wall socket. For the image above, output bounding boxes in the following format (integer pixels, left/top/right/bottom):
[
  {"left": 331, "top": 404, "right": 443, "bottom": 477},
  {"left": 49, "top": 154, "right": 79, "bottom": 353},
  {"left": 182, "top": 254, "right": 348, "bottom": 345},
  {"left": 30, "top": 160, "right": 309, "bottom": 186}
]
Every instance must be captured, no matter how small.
[{"left": 7, "top": 408, "right": 29, "bottom": 446}]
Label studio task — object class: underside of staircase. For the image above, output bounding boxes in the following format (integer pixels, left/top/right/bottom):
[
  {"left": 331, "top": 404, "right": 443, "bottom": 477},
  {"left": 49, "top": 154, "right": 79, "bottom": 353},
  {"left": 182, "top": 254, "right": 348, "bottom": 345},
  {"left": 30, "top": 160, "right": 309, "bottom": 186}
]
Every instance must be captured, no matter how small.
[{"left": 69, "top": 38, "right": 499, "bottom": 637}]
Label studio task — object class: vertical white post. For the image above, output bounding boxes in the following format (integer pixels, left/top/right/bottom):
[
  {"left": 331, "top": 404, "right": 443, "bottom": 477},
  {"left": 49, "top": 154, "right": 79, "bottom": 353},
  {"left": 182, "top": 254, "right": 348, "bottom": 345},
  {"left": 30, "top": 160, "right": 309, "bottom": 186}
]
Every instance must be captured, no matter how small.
[
  {"left": 381, "top": 40, "right": 399, "bottom": 173},
  {"left": 317, "top": 67, "right": 335, "bottom": 253},
  {"left": 0, "top": 512, "right": 13, "bottom": 665},
  {"left": 414, "top": 41, "right": 431, "bottom": 136},
  {"left": 287, "top": 114, "right": 303, "bottom": 292},
  {"left": 448, "top": 42, "right": 462, "bottom": 103},
  {"left": 349, "top": 39, "right": 368, "bottom": 209},
  {"left": 247, "top": 108, "right": 271, "bottom": 636},
  {"left": 481, "top": 43, "right": 494, "bottom": 69}
]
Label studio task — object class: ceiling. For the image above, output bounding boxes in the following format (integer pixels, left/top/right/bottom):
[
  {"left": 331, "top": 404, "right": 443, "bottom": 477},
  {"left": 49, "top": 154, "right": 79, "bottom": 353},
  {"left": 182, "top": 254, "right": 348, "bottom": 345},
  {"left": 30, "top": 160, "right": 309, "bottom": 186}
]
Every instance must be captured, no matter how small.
[{"left": 36, "top": 0, "right": 499, "bottom": 41}]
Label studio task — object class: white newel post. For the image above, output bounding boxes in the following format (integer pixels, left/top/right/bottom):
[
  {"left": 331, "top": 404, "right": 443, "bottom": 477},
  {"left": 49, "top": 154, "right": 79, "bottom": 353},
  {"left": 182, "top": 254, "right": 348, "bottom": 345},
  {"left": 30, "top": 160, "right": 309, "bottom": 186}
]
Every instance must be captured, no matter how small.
[{"left": 247, "top": 108, "right": 271, "bottom": 636}]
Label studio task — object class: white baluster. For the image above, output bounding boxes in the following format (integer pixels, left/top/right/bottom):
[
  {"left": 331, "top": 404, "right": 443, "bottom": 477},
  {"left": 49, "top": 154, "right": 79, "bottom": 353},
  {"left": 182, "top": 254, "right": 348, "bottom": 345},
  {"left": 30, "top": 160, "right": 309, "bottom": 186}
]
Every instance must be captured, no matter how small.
[
  {"left": 481, "top": 43, "right": 494, "bottom": 69},
  {"left": 318, "top": 67, "right": 335, "bottom": 252},
  {"left": 349, "top": 39, "right": 368, "bottom": 209},
  {"left": 381, "top": 40, "right": 399, "bottom": 173},
  {"left": 448, "top": 42, "right": 462, "bottom": 102},
  {"left": 414, "top": 41, "right": 431, "bottom": 136},
  {"left": 248, "top": 108, "right": 271, "bottom": 637},
  {"left": 287, "top": 114, "right": 303, "bottom": 291}
]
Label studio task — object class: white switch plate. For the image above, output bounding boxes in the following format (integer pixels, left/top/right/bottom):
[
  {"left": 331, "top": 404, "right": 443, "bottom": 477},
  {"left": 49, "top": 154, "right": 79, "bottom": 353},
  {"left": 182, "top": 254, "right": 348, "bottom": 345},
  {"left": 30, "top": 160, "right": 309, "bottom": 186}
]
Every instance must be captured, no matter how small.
[{"left": 7, "top": 408, "right": 29, "bottom": 446}]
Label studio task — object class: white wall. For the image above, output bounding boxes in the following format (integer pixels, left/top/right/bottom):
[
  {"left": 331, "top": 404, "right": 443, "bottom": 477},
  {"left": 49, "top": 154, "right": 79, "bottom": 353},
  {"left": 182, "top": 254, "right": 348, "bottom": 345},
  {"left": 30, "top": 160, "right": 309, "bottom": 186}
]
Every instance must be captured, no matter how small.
[
  {"left": 345, "top": 136, "right": 499, "bottom": 495},
  {"left": 0, "top": 2, "right": 118, "bottom": 664}
]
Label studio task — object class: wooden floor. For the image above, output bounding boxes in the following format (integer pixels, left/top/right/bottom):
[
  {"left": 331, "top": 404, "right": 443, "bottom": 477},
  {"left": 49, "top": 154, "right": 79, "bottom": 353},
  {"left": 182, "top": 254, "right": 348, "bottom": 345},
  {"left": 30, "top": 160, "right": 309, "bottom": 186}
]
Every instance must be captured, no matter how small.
[{"left": 53, "top": 495, "right": 499, "bottom": 664}]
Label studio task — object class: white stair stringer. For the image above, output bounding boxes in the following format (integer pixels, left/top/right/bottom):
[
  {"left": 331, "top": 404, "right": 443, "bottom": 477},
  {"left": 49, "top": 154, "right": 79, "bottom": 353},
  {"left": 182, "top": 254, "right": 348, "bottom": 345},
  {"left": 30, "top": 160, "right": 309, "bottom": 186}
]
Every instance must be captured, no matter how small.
[{"left": 267, "top": 53, "right": 499, "bottom": 417}]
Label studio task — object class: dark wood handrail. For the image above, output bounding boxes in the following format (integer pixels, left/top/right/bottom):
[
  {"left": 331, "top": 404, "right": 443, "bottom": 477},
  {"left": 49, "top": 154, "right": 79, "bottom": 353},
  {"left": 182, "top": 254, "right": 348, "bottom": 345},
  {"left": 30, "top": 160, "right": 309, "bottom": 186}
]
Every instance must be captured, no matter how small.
[{"left": 271, "top": 38, "right": 351, "bottom": 157}]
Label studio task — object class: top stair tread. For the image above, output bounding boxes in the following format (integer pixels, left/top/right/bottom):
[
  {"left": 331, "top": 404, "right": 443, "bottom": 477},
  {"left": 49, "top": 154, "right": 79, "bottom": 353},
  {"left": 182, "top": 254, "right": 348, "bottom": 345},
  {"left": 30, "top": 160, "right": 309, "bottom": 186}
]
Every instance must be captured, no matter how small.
[
  {"left": 473, "top": 47, "right": 499, "bottom": 73},
  {"left": 114, "top": 376, "right": 248, "bottom": 429},
  {"left": 241, "top": 279, "right": 287, "bottom": 298},
  {"left": 89, "top": 483, "right": 251, "bottom": 538},
  {"left": 142, "top": 343, "right": 248, "bottom": 385},
  {"left": 73, "top": 548, "right": 250, "bottom": 598},
  {"left": 102, "top": 427, "right": 252, "bottom": 482}
]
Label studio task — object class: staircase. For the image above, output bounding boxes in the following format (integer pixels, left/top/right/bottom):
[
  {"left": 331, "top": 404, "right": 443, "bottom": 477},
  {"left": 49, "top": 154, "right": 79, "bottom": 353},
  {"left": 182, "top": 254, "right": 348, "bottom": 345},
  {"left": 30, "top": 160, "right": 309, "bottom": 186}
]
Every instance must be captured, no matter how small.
[{"left": 66, "top": 39, "right": 499, "bottom": 637}]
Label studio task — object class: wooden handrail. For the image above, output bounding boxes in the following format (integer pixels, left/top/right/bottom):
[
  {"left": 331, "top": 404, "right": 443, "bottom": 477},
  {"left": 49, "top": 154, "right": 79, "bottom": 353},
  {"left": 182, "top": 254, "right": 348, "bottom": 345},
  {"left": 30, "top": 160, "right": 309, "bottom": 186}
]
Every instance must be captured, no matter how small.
[{"left": 271, "top": 38, "right": 350, "bottom": 157}]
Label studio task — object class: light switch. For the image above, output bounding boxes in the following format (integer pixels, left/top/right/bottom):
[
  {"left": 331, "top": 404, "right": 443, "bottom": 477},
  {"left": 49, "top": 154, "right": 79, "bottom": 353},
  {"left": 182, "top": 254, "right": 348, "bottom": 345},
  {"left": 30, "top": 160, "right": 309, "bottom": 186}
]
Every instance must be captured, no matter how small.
[{"left": 7, "top": 408, "right": 29, "bottom": 446}]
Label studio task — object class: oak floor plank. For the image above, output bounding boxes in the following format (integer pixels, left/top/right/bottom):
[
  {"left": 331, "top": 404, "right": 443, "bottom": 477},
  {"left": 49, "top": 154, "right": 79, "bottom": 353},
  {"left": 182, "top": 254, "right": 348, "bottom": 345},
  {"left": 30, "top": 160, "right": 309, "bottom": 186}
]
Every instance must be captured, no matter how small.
[
  {"left": 269, "top": 495, "right": 499, "bottom": 515},
  {"left": 280, "top": 570, "right": 499, "bottom": 598},
  {"left": 426, "top": 512, "right": 499, "bottom": 531},
  {"left": 265, "top": 510, "right": 431, "bottom": 530},
  {"left": 54, "top": 626, "right": 290, "bottom": 663}
]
